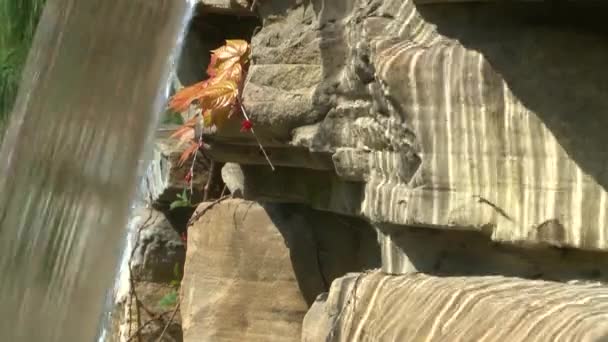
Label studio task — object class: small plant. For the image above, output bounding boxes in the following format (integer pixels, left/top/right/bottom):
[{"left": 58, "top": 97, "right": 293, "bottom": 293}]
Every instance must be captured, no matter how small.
[
  {"left": 158, "top": 263, "right": 182, "bottom": 309},
  {"left": 169, "top": 189, "right": 192, "bottom": 210},
  {"left": 166, "top": 39, "right": 274, "bottom": 207}
]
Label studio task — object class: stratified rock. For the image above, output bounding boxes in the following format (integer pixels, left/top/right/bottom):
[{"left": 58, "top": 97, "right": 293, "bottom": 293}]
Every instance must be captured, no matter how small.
[
  {"left": 180, "top": 199, "right": 380, "bottom": 342},
  {"left": 304, "top": 271, "right": 608, "bottom": 342},
  {"left": 130, "top": 208, "right": 186, "bottom": 283},
  {"left": 202, "top": 0, "right": 608, "bottom": 251}
]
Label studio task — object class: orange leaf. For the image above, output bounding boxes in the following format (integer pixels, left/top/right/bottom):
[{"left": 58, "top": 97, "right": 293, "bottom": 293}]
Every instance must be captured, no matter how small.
[
  {"left": 178, "top": 141, "right": 199, "bottom": 166},
  {"left": 207, "top": 40, "right": 250, "bottom": 77},
  {"left": 199, "top": 80, "right": 238, "bottom": 111},
  {"left": 169, "top": 80, "right": 209, "bottom": 112},
  {"left": 170, "top": 115, "right": 199, "bottom": 147},
  {"left": 202, "top": 107, "right": 230, "bottom": 128},
  {"left": 213, "top": 63, "right": 243, "bottom": 84}
]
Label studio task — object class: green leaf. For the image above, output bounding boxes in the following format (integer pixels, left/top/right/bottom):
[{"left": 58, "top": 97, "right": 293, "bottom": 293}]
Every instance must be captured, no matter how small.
[
  {"left": 158, "top": 290, "right": 178, "bottom": 308},
  {"left": 169, "top": 199, "right": 190, "bottom": 210},
  {"left": 170, "top": 189, "right": 192, "bottom": 210}
]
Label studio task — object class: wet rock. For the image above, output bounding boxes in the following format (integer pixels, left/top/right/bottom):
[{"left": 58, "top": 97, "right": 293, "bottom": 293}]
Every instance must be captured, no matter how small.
[
  {"left": 142, "top": 138, "right": 210, "bottom": 211},
  {"left": 130, "top": 208, "right": 186, "bottom": 283},
  {"left": 116, "top": 282, "right": 183, "bottom": 342}
]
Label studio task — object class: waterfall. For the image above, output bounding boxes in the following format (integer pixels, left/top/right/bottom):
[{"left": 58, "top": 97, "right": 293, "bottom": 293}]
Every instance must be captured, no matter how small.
[{"left": 0, "top": 0, "right": 193, "bottom": 340}]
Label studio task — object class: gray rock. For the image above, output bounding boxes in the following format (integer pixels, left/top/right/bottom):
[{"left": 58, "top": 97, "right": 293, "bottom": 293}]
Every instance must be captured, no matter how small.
[
  {"left": 142, "top": 138, "right": 210, "bottom": 209},
  {"left": 130, "top": 208, "right": 185, "bottom": 283}
]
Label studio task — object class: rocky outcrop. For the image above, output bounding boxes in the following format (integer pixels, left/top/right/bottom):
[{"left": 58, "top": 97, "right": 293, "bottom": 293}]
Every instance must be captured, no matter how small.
[
  {"left": 180, "top": 199, "right": 380, "bottom": 341},
  {"left": 178, "top": 1, "right": 608, "bottom": 341},
  {"left": 304, "top": 271, "right": 608, "bottom": 342},
  {"left": 203, "top": 0, "right": 608, "bottom": 252}
]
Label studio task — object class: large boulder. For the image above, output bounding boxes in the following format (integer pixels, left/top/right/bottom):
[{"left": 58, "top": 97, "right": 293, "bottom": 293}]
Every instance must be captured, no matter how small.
[
  {"left": 180, "top": 199, "right": 380, "bottom": 341},
  {"left": 304, "top": 271, "right": 608, "bottom": 342}
]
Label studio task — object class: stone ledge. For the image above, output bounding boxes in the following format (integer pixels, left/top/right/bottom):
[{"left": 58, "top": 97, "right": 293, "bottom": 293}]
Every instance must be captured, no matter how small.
[{"left": 304, "top": 271, "right": 608, "bottom": 341}]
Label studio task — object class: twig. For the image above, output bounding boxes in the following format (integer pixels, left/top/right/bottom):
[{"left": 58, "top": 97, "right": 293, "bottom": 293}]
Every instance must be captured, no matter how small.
[
  {"left": 239, "top": 102, "right": 274, "bottom": 171},
  {"left": 156, "top": 302, "right": 180, "bottom": 342},
  {"left": 127, "top": 213, "right": 154, "bottom": 341},
  {"left": 187, "top": 195, "right": 231, "bottom": 226},
  {"left": 250, "top": 0, "right": 258, "bottom": 11},
  {"left": 126, "top": 310, "right": 174, "bottom": 342},
  {"left": 203, "top": 161, "right": 216, "bottom": 202},
  {"left": 189, "top": 134, "right": 205, "bottom": 197}
]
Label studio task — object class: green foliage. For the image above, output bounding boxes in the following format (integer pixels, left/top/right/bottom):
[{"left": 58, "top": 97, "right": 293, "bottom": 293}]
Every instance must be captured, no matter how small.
[
  {"left": 169, "top": 189, "right": 192, "bottom": 210},
  {"left": 0, "top": 0, "right": 46, "bottom": 129},
  {"left": 158, "top": 263, "right": 182, "bottom": 309},
  {"left": 158, "top": 290, "right": 178, "bottom": 309}
]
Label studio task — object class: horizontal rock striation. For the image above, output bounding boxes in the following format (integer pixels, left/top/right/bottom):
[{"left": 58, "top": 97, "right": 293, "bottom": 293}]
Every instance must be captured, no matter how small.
[
  {"left": 204, "top": 0, "right": 608, "bottom": 252},
  {"left": 182, "top": 1, "right": 608, "bottom": 342},
  {"left": 304, "top": 271, "right": 608, "bottom": 341}
]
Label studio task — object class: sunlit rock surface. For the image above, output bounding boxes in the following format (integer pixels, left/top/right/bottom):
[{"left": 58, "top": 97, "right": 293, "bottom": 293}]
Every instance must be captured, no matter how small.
[
  {"left": 181, "top": 199, "right": 379, "bottom": 341},
  {"left": 181, "top": 1, "right": 608, "bottom": 341},
  {"left": 202, "top": 0, "right": 608, "bottom": 252},
  {"left": 304, "top": 271, "right": 608, "bottom": 342}
]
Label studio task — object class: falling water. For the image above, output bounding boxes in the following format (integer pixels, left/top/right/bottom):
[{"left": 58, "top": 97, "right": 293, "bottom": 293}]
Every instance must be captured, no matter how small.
[{"left": 0, "top": 0, "right": 193, "bottom": 340}]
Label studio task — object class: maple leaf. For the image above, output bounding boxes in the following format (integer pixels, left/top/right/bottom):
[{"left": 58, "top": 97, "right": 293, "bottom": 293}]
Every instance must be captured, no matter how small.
[
  {"left": 169, "top": 80, "right": 209, "bottom": 112},
  {"left": 202, "top": 107, "right": 231, "bottom": 128},
  {"left": 199, "top": 80, "right": 238, "bottom": 111},
  {"left": 170, "top": 115, "right": 198, "bottom": 147},
  {"left": 178, "top": 141, "right": 200, "bottom": 167},
  {"left": 207, "top": 40, "right": 250, "bottom": 77}
]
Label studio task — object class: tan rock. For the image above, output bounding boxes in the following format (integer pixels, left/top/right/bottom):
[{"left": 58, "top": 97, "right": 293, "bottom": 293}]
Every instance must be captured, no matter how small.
[
  {"left": 180, "top": 199, "right": 308, "bottom": 342},
  {"left": 180, "top": 199, "right": 380, "bottom": 341},
  {"left": 304, "top": 271, "right": 608, "bottom": 342}
]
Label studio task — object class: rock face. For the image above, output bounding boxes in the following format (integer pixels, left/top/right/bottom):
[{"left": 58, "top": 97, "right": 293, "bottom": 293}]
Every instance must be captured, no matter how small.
[
  {"left": 129, "top": 208, "right": 186, "bottom": 283},
  {"left": 178, "top": 1, "right": 608, "bottom": 341},
  {"left": 204, "top": 0, "right": 608, "bottom": 252},
  {"left": 143, "top": 138, "right": 211, "bottom": 210},
  {"left": 113, "top": 208, "right": 185, "bottom": 342},
  {"left": 304, "top": 271, "right": 608, "bottom": 342},
  {"left": 180, "top": 199, "right": 380, "bottom": 341}
]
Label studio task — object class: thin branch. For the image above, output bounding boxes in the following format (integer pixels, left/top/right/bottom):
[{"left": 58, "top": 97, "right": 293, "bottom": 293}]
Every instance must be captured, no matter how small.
[
  {"left": 187, "top": 195, "right": 231, "bottom": 226},
  {"left": 203, "top": 161, "right": 216, "bottom": 202},
  {"left": 156, "top": 302, "right": 180, "bottom": 342},
  {"left": 126, "top": 310, "right": 174, "bottom": 342},
  {"left": 239, "top": 102, "right": 274, "bottom": 171}
]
